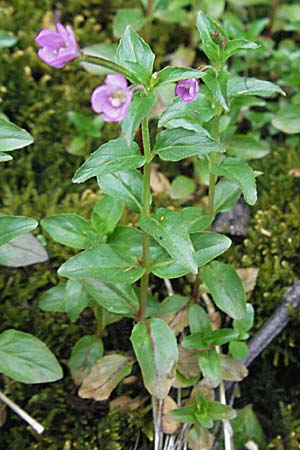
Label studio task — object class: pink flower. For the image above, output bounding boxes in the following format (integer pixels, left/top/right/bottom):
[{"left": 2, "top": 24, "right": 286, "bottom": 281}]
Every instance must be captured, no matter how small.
[
  {"left": 91, "top": 74, "right": 133, "bottom": 122},
  {"left": 175, "top": 78, "right": 199, "bottom": 103},
  {"left": 35, "top": 23, "right": 80, "bottom": 69}
]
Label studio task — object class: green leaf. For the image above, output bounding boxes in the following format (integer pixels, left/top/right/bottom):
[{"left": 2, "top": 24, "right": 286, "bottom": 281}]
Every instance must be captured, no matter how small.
[
  {"left": 229, "top": 341, "right": 248, "bottom": 360},
  {"left": 233, "top": 303, "right": 255, "bottom": 335},
  {"left": 39, "top": 281, "right": 89, "bottom": 321},
  {"left": 151, "top": 254, "right": 191, "bottom": 279},
  {"left": 69, "top": 335, "right": 104, "bottom": 383},
  {"left": 0, "top": 30, "right": 17, "bottom": 48},
  {"left": 116, "top": 26, "right": 155, "bottom": 86},
  {"left": 203, "top": 69, "right": 229, "bottom": 111},
  {"left": 181, "top": 333, "right": 209, "bottom": 350},
  {"left": 228, "top": 76, "right": 285, "bottom": 98},
  {"left": 189, "top": 304, "right": 212, "bottom": 335},
  {"left": 97, "top": 170, "right": 143, "bottom": 213},
  {"left": 130, "top": 318, "right": 178, "bottom": 399},
  {"left": 212, "top": 157, "right": 257, "bottom": 205},
  {"left": 83, "top": 278, "right": 139, "bottom": 316},
  {"left": 276, "top": 4, "right": 300, "bottom": 23},
  {"left": 0, "top": 233, "right": 48, "bottom": 267},
  {"left": 191, "top": 232, "right": 232, "bottom": 267},
  {"left": 39, "top": 284, "right": 67, "bottom": 313},
  {"left": 0, "top": 330, "right": 63, "bottom": 383},
  {"left": 0, "top": 216, "right": 38, "bottom": 246},
  {"left": 170, "top": 402, "right": 198, "bottom": 425},
  {"left": 178, "top": 208, "right": 210, "bottom": 233},
  {"left": 170, "top": 175, "right": 195, "bottom": 199},
  {"left": 82, "top": 43, "right": 117, "bottom": 61},
  {"left": 139, "top": 208, "right": 198, "bottom": 274},
  {"left": 207, "top": 399, "right": 236, "bottom": 420},
  {"left": 155, "top": 127, "right": 222, "bottom": 162},
  {"left": 206, "top": 328, "right": 239, "bottom": 346},
  {"left": 214, "top": 179, "right": 241, "bottom": 213},
  {"left": 79, "top": 354, "right": 134, "bottom": 401},
  {"left": 158, "top": 94, "right": 215, "bottom": 130},
  {"left": 0, "top": 152, "right": 12, "bottom": 162},
  {"left": 41, "top": 214, "right": 93, "bottom": 249},
  {"left": 198, "top": 350, "right": 222, "bottom": 388},
  {"left": 0, "top": 119, "right": 33, "bottom": 152},
  {"left": 200, "top": 261, "right": 246, "bottom": 320},
  {"left": 272, "top": 104, "right": 300, "bottom": 134},
  {"left": 108, "top": 225, "right": 144, "bottom": 259},
  {"left": 58, "top": 245, "right": 144, "bottom": 284},
  {"left": 202, "top": 0, "right": 225, "bottom": 19},
  {"left": 92, "top": 195, "right": 123, "bottom": 235},
  {"left": 155, "top": 66, "right": 205, "bottom": 87},
  {"left": 196, "top": 10, "right": 226, "bottom": 65},
  {"left": 73, "top": 138, "right": 144, "bottom": 184},
  {"left": 223, "top": 39, "right": 258, "bottom": 60},
  {"left": 65, "top": 280, "right": 90, "bottom": 321},
  {"left": 231, "top": 405, "right": 266, "bottom": 449},
  {"left": 113, "top": 8, "right": 147, "bottom": 38},
  {"left": 121, "top": 91, "right": 156, "bottom": 145},
  {"left": 182, "top": 329, "right": 238, "bottom": 350},
  {"left": 67, "top": 136, "right": 87, "bottom": 156},
  {"left": 156, "top": 294, "right": 190, "bottom": 318},
  {"left": 67, "top": 111, "right": 100, "bottom": 135},
  {"left": 227, "top": 0, "right": 269, "bottom": 4},
  {"left": 227, "top": 134, "right": 270, "bottom": 160}
]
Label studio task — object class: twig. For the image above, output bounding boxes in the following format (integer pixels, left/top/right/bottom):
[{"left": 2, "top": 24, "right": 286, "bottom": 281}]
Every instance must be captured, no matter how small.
[
  {"left": 0, "top": 390, "right": 44, "bottom": 434},
  {"left": 219, "top": 381, "right": 234, "bottom": 450},
  {"left": 213, "top": 280, "right": 300, "bottom": 450},
  {"left": 243, "top": 280, "right": 300, "bottom": 367},
  {"left": 164, "top": 279, "right": 174, "bottom": 296},
  {"left": 153, "top": 398, "right": 164, "bottom": 450}
]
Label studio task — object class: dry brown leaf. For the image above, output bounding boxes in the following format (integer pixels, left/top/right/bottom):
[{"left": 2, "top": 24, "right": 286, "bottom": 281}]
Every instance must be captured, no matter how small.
[
  {"left": 78, "top": 354, "right": 133, "bottom": 401},
  {"left": 288, "top": 168, "right": 300, "bottom": 177},
  {"left": 245, "top": 441, "right": 259, "bottom": 450},
  {"left": 121, "top": 375, "right": 137, "bottom": 385},
  {"left": 187, "top": 425, "right": 214, "bottom": 450},
  {"left": 150, "top": 164, "right": 170, "bottom": 194},
  {"left": 209, "top": 311, "right": 222, "bottom": 330},
  {"left": 153, "top": 397, "right": 181, "bottom": 435},
  {"left": 237, "top": 268, "right": 259, "bottom": 293},
  {"left": 109, "top": 395, "right": 147, "bottom": 412},
  {"left": 166, "top": 306, "right": 189, "bottom": 335},
  {"left": 162, "top": 396, "right": 181, "bottom": 434},
  {"left": 221, "top": 355, "right": 248, "bottom": 382},
  {"left": 191, "top": 378, "right": 215, "bottom": 402},
  {"left": 177, "top": 345, "right": 200, "bottom": 378}
]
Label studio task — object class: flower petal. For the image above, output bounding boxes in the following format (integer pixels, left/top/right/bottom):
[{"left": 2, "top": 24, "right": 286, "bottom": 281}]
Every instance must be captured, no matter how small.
[
  {"left": 35, "top": 29, "right": 64, "bottom": 49},
  {"left": 105, "top": 74, "right": 128, "bottom": 90},
  {"left": 91, "top": 86, "right": 110, "bottom": 114}
]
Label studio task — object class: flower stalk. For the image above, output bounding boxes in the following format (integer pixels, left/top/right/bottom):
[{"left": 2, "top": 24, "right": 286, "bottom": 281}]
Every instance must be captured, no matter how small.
[{"left": 138, "top": 118, "right": 152, "bottom": 321}]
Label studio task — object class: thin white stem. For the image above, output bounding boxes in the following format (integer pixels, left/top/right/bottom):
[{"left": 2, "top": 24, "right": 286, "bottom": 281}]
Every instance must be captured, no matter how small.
[
  {"left": 0, "top": 390, "right": 44, "bottom": 434},
  {"left": 219, "top": 381, "right": 234, "bottom": 450},
  {"left": 164, "top": 279, "right": 174, "bottom": 296}
]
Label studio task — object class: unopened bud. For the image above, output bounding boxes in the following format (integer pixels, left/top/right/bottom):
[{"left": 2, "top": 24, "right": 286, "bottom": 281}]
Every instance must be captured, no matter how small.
[{"left": 211, "top": 30, "right": 226, "bottom": 47}]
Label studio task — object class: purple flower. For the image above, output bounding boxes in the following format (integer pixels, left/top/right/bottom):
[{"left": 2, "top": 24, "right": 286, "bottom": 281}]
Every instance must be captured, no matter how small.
[
  {"left": 175, "top": 78, "right": 199, "bottom": 103},
  {"left": 35, "top": 23, "right": 80, "bottom": 69},
  {"left": 91, "top": 74, "right": 133, "bottom": 122}
]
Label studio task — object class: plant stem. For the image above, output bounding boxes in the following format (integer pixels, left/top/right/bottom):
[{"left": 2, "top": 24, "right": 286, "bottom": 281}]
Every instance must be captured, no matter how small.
[
  {"left": 138, "top": 118, "right": 152, "bottom": 321},
  {"left": 219, "top": 381, "right": 234, "bottom": 450},
  {"left": 80, "top": 53, "right": 138, "bottom": 83},
  {"left": 207, "top": 111, "right": 221, "bottom": 217},
  {"left": 0, "top": 390, "right": 44, "bottom": 434}
]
